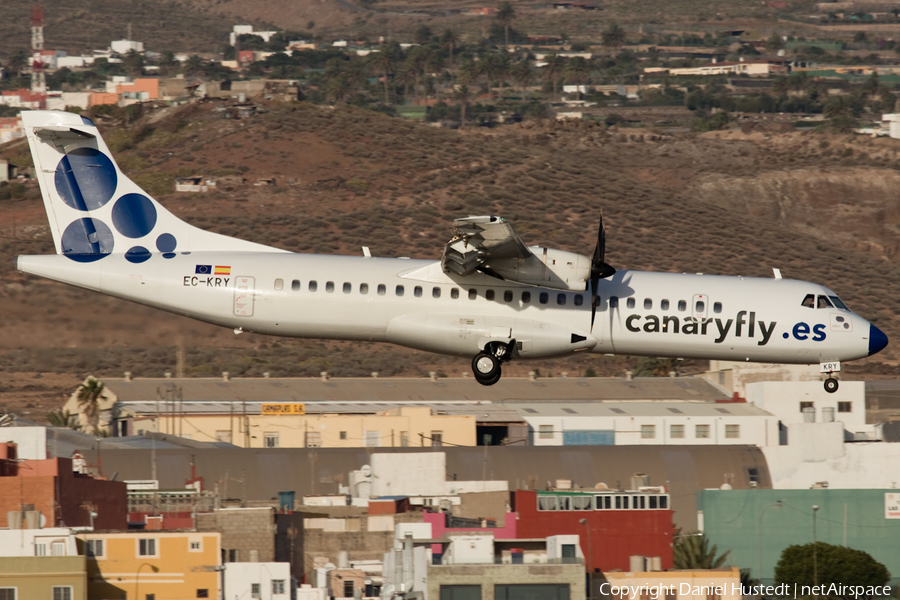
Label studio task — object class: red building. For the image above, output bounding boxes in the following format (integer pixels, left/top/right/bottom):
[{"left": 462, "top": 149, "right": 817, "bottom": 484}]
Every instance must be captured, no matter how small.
[
  {"left": 513, "top": 489, "right": 674, "bottom": 572},
  {"left": 0, "top": 443, "right": 127, "bottom": 530}
]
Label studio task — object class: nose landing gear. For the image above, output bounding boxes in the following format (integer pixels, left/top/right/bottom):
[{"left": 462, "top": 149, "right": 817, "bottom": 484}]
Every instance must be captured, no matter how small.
[
  {"left": 824, "top": 377, "right": 839, "bottom": 393},
  {"left": 472, "top": 339, "right": 516, "bottom": 386},
  {"left": 820, "top": 361, "right": 841, "bottom": 393}
]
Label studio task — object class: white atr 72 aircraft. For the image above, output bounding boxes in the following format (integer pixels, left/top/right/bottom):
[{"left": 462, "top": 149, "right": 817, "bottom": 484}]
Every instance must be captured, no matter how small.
[{"left": 16, "top": 110, "right": 888, "bottom": 389}]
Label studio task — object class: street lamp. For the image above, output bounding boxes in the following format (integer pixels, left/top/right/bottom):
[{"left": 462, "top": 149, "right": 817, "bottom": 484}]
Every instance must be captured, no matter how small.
[
  {"left": 757, "top": 500, "right": 782, "bottom": 585},
  {"left": 135, "top": 562, "right": 159, "bottom": 600},
  {"left": 579, "top": 518, "right": 593, "bottom": 600},
  {"left": 812, "top": 505, "right": 820, "bottom": 600}
]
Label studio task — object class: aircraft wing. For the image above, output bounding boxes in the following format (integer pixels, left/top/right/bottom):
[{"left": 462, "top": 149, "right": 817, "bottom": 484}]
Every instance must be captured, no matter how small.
[{"left": 440, "top": 216, "right": 592, "bottom": 292}]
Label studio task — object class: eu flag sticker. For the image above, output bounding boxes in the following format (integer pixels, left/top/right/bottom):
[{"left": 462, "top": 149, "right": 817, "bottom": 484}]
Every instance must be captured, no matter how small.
[{"left": 195, "top": 265, "right": 212, "bottom": 274}]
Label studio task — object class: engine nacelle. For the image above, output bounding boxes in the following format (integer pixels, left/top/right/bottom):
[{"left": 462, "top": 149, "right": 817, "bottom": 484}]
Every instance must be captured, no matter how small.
[{"left": 487, "top": 246, "right": 591, "bottom": 291}]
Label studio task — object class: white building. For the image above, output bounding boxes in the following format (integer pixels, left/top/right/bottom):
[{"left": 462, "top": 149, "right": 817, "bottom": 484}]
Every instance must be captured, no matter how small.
[
  {"left": 0, "top": 528, "right": 79, "bottom": 557},
  {"left": 365, "top": 453, "right": 508, "bottom": 497},
  {"left": 230, "top": 25, "right": 279, "bottom": 45},
  {"left": 516, "top": 401, "right": 778, "bottom": 447},
  {"left": 111, "top": 40, "right": 144, "bottom": 54},
  {"left": 747, "top": 381, "right": 873, "bottom": 439},
  {"left": 223, "top": 562, "right": 292, "bottom": 600}
]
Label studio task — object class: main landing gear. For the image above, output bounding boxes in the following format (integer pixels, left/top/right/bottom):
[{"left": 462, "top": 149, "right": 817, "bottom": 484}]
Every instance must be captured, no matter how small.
[{"left": 472, "top": 339, "right": 517, "bottom": 386}]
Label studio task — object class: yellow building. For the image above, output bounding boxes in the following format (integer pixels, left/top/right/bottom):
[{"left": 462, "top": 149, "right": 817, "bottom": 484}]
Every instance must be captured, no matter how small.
[
  {"left": 136, "top": 406, "right": 476, "bottom": 449},
  {"left": 76, "top": 531, "right": 220, "bottom": 600},
  {"left": 0, "top": 556, "right": 87, "bottom": 600},
  {"left": 600, "top": 567, "right": 742, "bottom": 600}
]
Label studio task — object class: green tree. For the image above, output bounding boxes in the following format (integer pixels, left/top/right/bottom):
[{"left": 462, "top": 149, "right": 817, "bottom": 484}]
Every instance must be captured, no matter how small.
[
  {"left": 415, "top": 25, "right": 433, "bottom": 45},
  {"left": 601, "top": 23, "right": 627, "bottom": 55},
  {"left": 184, "top": 55, "right": 205, "bottom": 77},
  {"left": 369, "top": 42, "right": 402, "bottom": 105},
  {"left": 75, "top": 377, "right": 106, "bottom": 435},
  {"left": 122, "top": 49, "right": 145, "bottom": 78},
  {"left": 158, "top": 51, "right": 178, "bottom": 77},
  {"left": 326, "top": 74, "right": 353, "bottom": 104},
  {"left": 824, "top": 95, "right": 861, "bottom": 132},
  {"left": 511, "top": 61, "right": 535, "bottom": 100},
  {"left": 496, "top": 2, "right": 516, "bottom": 48},
  {"left": 563, "top": 55, "right": 590, "bottom": 99},
  {"left": 46, "top": 408, "right": 75, "bottom": 429},
  {"left": 8, "top": 49, "right": 29, "bottom": 78},
  {"left": 766, "top": 33, "right": 785, "bottom": 53},
  {"left": 396, "top": 57, "right": 419, "bottom": 104},
  {"left": 452, "top": 84, "right": 475, "bottom": 128},
  {"left": 543, "top": 54, "right": 565, "bottom": 102},
  {"left": 775, "top": 543, "right": 889, "bottom": 595},
  {"left": 673, "top": 533, "right": 730, "bottom": 570},
  {"left": 442, "top": 29, "right": 460, "bottom": 70}
]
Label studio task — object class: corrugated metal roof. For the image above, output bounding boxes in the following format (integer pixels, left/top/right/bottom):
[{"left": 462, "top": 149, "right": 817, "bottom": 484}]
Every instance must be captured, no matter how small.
[
  {"left": 107, "top": 376, "right": 728, "bottom": 404},
  {"left": 503, "top": 401, "right": 772, "bottom": 417}
]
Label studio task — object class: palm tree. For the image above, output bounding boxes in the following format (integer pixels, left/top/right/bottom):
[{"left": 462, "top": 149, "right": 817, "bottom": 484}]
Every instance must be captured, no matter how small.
[
  {"left": 485, "top": 52, "right": 510, "bottom": 99},
  {"left": 452, "top": 84, "right": 475, "bottom": 128},
  {"left": 326, "top": 74, "right": 353, "bottom": 104},
  {"left": 46, "top": 408, "right": 75, "bottom": 429},
  {"left": 601, "top": 23, "right": 627, "bottom": 56},
  {"left": 542, "top": 54, "right": 565, "bottom": 102},
  {"left": 76, "top": 377, "right": 106, "bottom": 435},
  {"left": 396, "top": 58, "right": 419, "bottom": 104},
  {"left": 158, "top": 51, "right": 178, "bottom": 77},
  {"left": 184, "top": 55, "right": 205, "bottom": 77},
  {"left": 122, "top": 49, "right": 145, "bottom": 78},
  {"left": 563, "top": 55, "right": 590, "bottom": 99},
  {"left": 457, "top": 58, "right": 480, "bottom": 86},
  {"left": 496, "top": 2, "right": 516, "bottom": 48},
  {"left": 441, "top": 29, "right": 460, "bottom": 71},
  {"left": 369, "top": 43, "right": 401, "bottom": 105},
  {"left": 511, "top": 61, "right": 535, "bottom": 100},
  {"left": 673, "top": 532, "right": 730, "bottom": 569}
]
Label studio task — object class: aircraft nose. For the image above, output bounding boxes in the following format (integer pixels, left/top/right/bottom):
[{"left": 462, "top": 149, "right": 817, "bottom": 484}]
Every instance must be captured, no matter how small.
[{"left": 869, "top": 323, "right": 889, "bottom": 356}]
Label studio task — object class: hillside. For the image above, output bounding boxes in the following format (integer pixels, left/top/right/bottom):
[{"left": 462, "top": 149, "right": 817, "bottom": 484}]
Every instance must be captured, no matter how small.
[{"left": 2, "top": 100, "right": 899, "bottom": 420}]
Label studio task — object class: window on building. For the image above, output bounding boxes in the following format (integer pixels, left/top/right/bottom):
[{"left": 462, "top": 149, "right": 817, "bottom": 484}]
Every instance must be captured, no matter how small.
[
  {"left": 495, "top": 584, "right": 570, "bottom": 600},
  {"left": 228, "top": 549, "right": 239, "bottom": 562},
  {"left": 649, "top": 496, "right": 658, "bottom": 509},
  {"left": 290, "top": 279, "right": 299, "bottom": 292},
  {"left": 138, "top": 538, "right": 157, "bottom": 557},
  {"left": 666, "top": 588, "right": 677, "bottom": 600},
  {"left": 572, "top": 495, "right": 591, "bottom": 510},
  {"left": 838, "top": 402, "right": 852, "bottom": 413},
  {"left": 641, "top": 424, "right": 656, "bottom": 439},
  {"left": 325, "top": 281, "right": 334, "bottom": 293},
  {"left": 85, "top": 539, "right": 104, "bottom": 557},
  {"left": 747, "top": 468, "right": 760, "bottom": 486},
  {"left": 51, "top": 540, "right": 67, "bottom": 556},
  {"left": 274, "top": 279, "right": 284, "bottom": 291},
  {"left": 52, "top": 588, "right": 72, "bottom": 600},
  {"left": 305, "top": 431, "right": 321, "bottom": 448},
  {"left": 309, "top": 280, "right": 318, "bottom": 292},
  {"left": 414, "top": 286, "right": 423, "bottom": 297},
  {"left": 660, "top": 496, "right": 669, "bottom": 509},
  {"left": 147, "top": 595, "right": 156, "bottom": 600},
  {"left": 725, "top": 425, "right": 740, "bottom": 439},
  {"left": 216, "top": 431, "right": 232, "bottom": 444},
  {"left": 196, "top": 590, "right": 209, "bottom": 599},
  {"left": 360, "top": 283, "right": 369, "bottom": 294},
  {"left": 364, "top": 430, "right": 380, "bottom": 447},
  {"left": 251, "top": 584, "right": 261, "bottom": 599},
  {"left": 538, "top": 495, "right": 558, "bottom": 511},
  {"left": 34, "top": 543, "right": 47, "bottom": 556},
  {"left": 190, "top": 541, "right": 202, "bottom": 552},
  {"left": 708, "top": 591, "right": 720, "bottom": 600},
  {"left": 400, "top": 431, "right": 409, "bottom": 447},
  {"left": 377, "top": 284, "right": 386, "bottom": 295},
  {"left": 272, "top": 580, "right": 286, "bottom": 595},
  {"left": 264, "top": 433, "right": 280, "bottom": 448},
  {"left": 451, "top": 288, "right": 460, "bottom": 299},
  {"left": 539, "top": 424, "right": 553, "bottom": 439},
  {"left": 695, "top": 424, "right": 710, "bottom": 439},
  {"left": 344, "top": 581, "right": 355, "bottom": 597},
  {"left": 0, "top": 589, "right": 15, "bottom": 600},
  {"left": 800, "top": 401, "right": 814, "bottom": 412},
  {"left": 431, "top": 431, "right": 443, "bottom": 447},
  {"left": 339, "top": 431, "right": 347, "bottom": 440},
  {"left": 440, "top": 585, "right": 482, "bottom": 600}
]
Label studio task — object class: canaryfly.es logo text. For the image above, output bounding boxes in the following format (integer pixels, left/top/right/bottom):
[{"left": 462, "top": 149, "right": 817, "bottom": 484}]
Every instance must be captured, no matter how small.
[{"left": 624, "top": 310, "right": 828, "bottom": 345}]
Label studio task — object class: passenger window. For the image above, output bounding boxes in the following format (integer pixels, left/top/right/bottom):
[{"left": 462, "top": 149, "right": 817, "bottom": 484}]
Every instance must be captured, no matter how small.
[
  {"left": 309, "top": 281, "right": 318, "bottom": 292},
  {"left": 360, "top": 283, "right": 369, "bottom": 294},
  {"left": 486, "top": 290, "right": 495, "bottom": 301},
  {"left": 539, "top": 292, "right": 549, "bottom": 304},
  {"left": 522, "top": 291, "right": 531, "bottom": 303},
  {"left": 274, "top": 279, "right": 284, "bottom": 291},
  {"left": 677, "top": 300, "right": 686, "bottom": 312},
  {"left": 644, "top": 299, "right": 652, "bottom": 310},
  {"left": 326, "top": 281, "right": 335, "bottom": 293},
  {"left": 626, "top": 298, "right": 635, "bottom": 309},
  {"left": 451, "top": 288, "right": 459, "bottom": 299},
  {"left": 696, "top": 300, "right": 705, "bottom": 313},
  {"left": 396, "top": 285, "right": 404, "bottom": 296},
  {"left": 433, "top": 287, "right": 441, "bottom": 298},
  {"left": 414, "top": 286, "right": 423, "bottom": 297},
  {"left": 377, "top": 284, "right": 386, "bottom": 296},
  {"left": 817, "top": 295, "right": 834, "bottom": 309},
  {"left": 504, "top": 290, "right": 513, "bottom": 302},
  {"left": 610, "top": 296, "right": 618, "bottom": 308},
  {"left": 557, "top": 293, "right": 566, "bottom": 306},
  {"left": 291, "top": 280, "right": 300, "bottom": 292},
  {"left": 469, "top": 289, "right": 477, "bottom": 300},
  {"left": 574, "top": 295, "right": 583, "bottom": 306},
  {"left": 661, "top": 299, "right": 669, "bottom": 310},
  {"left": 801, "top": 294, "right": 815, "bottom": 308},
  {"left": 343, "top": 282, "right": 351, "bottom": 294},
  {"left": 713, "top": 302, "right": 722, "bottom": 313}
]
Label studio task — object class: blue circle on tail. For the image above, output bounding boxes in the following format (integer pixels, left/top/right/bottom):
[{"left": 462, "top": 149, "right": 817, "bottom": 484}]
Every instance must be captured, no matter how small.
[
  {"left": 60, "top": 218, "right": 114, "bottom": 262},
  {"left": 54, "top": 148, "right": 118, "bottom": 211},
  {"left": 156, "top": 233, "right": 177, "bottom": 252},
  {"left": 112, "top": 194, "right": 157, "bottom": 238},
  {"left": 125, "top": 246, "right": 152, "bottom": 263}
]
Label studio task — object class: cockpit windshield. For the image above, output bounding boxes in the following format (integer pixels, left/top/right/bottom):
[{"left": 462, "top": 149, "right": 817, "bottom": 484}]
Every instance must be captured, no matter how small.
[{"left": 801, "top": 294, "right": 850, "bottom": 311}]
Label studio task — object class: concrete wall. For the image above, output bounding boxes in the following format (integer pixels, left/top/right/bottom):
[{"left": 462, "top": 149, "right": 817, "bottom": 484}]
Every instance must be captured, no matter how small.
[
  {"left": 763, "top": 436, "right": 900, "bottom": 489},
  {"left": 0, "top": 528, "right": 79, "bottom": 557},
  {"left": 197, "top": 507, "right": 275, "bottom": 563},
  {"left": 0, "top": 427, "right": 47, "bottom": 459},
  {"left": 705, "top": 361, "right": 822, "bottom": 397},
  {"left": 370, "top": 453, "right": 507, "bottom": 497},
  {"left": 427, "top": 562, "right": 586, "bottom": 600},
  {"left": 224, "top": 562, "right": 291, "bottom": 600},
  {"left": 748, "top": 381, "right": 871, "bottom": 436},
  {"left": 0, "top": 556, "right": 87, "bottom": 600}
]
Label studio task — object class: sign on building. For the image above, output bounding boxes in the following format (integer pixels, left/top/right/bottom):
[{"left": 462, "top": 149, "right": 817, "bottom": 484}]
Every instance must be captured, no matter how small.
[
  {"left": 885, "top": 493, "right": 900, "bottom": 519},
  {"left": 261, "top": 403, "right": 305, "bottom": 415}
]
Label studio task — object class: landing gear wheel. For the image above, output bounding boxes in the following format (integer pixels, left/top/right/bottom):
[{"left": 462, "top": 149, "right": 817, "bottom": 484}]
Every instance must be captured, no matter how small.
[
  {"left": 472, "top": 353, "right": 501, "bottom": 386},
  {"left": 824, "top": 378, "right": 839, "bottom": 393}
]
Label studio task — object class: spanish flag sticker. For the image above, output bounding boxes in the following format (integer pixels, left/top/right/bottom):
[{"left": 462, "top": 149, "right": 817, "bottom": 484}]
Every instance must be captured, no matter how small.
[{"left": 214, "top": 265, "right": 231, "bottom": 275}]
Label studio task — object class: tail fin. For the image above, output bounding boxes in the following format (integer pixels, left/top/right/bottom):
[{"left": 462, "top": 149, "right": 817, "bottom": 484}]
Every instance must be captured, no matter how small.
[{"left": 21, "top": 110, "right": 281, "bottom": 263}]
